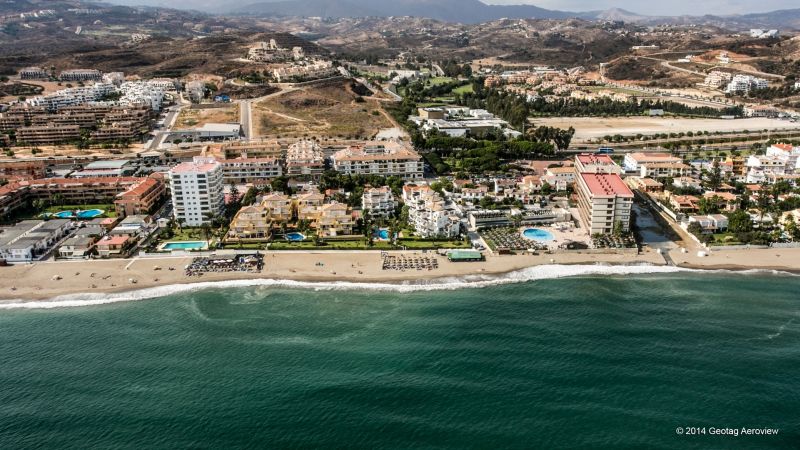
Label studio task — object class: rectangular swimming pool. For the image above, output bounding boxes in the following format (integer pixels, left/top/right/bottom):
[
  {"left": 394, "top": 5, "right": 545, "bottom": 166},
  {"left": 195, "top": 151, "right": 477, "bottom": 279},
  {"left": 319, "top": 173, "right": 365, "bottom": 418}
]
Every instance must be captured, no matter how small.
[{"left": 160, "top": 241, "right": 208, "bottom": 251}]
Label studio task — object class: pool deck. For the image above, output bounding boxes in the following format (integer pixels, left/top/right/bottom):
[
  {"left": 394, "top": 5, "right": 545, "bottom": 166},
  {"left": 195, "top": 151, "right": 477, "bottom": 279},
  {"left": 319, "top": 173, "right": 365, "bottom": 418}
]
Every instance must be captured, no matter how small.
[{"left": 519, "top": 224, "right": 591, "bottom": 250}]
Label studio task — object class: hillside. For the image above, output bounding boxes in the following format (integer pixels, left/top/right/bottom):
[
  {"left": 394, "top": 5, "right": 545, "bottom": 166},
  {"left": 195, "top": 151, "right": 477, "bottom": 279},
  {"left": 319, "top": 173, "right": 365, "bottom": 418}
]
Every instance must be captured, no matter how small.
[
  {"left": 0, "top": 1, "right": 325, "bottom": 77},
  {"left": 237, "top": 0, "right": 573, "bottom": 23}
]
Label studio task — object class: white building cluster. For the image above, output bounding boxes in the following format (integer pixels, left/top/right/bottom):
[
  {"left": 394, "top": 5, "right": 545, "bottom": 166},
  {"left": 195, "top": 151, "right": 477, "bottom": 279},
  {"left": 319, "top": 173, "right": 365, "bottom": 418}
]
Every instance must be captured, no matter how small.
[
  {"left": 725, "top": 74, "right": 768, "bottom": 94},
  {"left": 27, "top": 83, "right": 116, "bottom": 111},
  {"left": 118, "top": 81, "right": 165, "bottom": 111},
  {"left": 272, "top": 60, "right": 335, "bottom": 82},
  {"left": 26, "top": 79, "right": 167, "bottom": 112},
  {"left": 746, "top": 143, "right": 800, "bottom": 184},
  {"left": 409, "top": 106, "right": 520, "bottom": 138},
  {"left": 402, "top": 185, "right": 460, "bottom": 238}
]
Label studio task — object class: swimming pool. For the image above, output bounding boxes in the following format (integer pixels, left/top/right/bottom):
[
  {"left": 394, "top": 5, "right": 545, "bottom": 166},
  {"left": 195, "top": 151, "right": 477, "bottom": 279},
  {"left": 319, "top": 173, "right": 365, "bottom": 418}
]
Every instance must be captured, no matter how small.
[
  {"left": 374, "top": 229, "right": 390, "bottom": 240},
  {"left": 522, "top": 228, "right": 555, "bottom": 242},
  {"left": 52, "top": 209, "right": 105, "bottom": 219},
  {"left": 160, "top": 241, "right": 208, "bottom": 251},
  {"left": 285, "top": 232, "right": 306, "bottom": 242}
]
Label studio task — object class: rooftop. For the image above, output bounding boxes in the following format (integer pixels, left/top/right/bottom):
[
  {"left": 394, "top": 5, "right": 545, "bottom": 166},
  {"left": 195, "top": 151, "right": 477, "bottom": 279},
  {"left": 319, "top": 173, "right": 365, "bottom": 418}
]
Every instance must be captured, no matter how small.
[
  {"left": 579, "top": 173, "right": 633, "bottom": 198},
  {"left": 576, "top": 154, "right": 615, "bottom": 165}
]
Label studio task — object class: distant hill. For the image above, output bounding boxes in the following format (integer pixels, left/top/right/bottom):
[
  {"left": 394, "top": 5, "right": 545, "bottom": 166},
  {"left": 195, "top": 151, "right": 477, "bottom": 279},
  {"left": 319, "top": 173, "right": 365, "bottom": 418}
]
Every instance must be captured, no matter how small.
[{"left": 234, "top": 0, "right": 574, "bottom": 23}]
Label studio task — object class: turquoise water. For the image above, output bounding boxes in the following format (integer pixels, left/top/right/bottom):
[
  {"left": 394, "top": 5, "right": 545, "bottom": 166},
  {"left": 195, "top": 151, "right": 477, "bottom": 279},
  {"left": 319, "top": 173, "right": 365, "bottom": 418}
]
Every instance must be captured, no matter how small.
[
  {"left": 161, "top": 241, "right": 207, "bottom": 250},
  {"left": 285, "top": 232, "right": 305, "bottom": 241},
  {"left": 52, "top": 209, "right": 105, "bottom": 219},
  {"left": 0, "top": 271, "right": 798, "bottom": 448},
  {"left": 374, "top": 229, "right": 390, "bottom": 240},
  {"left": 523, "top": 227, "right": 555, "bottom": 241}
]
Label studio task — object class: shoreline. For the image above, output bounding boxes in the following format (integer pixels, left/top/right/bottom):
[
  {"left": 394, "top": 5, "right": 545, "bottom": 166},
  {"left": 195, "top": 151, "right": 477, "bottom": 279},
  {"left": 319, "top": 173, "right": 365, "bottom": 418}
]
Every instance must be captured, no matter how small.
[{"left": 1, "top": 247, "right": 799, "bottom": 305}]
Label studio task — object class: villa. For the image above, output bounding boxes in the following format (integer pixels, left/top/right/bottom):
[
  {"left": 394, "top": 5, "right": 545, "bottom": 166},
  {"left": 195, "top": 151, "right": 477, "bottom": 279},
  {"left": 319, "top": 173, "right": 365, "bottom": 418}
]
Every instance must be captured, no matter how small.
[{"left": 227, "top": 205, "right": 272, "bottom": 242}]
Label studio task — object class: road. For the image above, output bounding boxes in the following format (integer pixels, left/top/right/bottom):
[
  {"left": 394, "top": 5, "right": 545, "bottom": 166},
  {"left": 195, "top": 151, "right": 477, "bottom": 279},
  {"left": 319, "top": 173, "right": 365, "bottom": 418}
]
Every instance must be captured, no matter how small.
[
  {"left": 147, "top": 105, "right": 182, "bottom": 151},
  {"left": 239, "top": 100, "right": 252, "bottom": 140}
]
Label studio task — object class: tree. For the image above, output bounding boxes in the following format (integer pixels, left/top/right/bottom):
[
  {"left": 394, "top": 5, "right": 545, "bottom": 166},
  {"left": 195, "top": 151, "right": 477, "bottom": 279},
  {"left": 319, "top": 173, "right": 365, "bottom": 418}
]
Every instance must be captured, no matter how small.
[
  {"left": 785, "top": 215, "right": 800, "bottom": 241},
  {"left": 727, "top": 210, "right": 752, "bottom": 233},
  {"left": 698, "top": 195, "right": 722, "bottom": 215},
  {"left": 706, "top": 159, "right": 722, "bottom": 191}
]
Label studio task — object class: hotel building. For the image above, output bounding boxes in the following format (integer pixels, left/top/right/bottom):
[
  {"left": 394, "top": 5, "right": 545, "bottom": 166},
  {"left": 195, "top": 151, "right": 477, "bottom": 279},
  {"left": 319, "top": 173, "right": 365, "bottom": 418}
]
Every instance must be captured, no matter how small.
[
  {"left": 575, "top": 172, "right": 634, "bottom": 235},
  {"left": 169, "top": 157, "right": 225, "bottom": 226},
  {"left": 331, "top": 140, "right": 423, "bottom": 179}
]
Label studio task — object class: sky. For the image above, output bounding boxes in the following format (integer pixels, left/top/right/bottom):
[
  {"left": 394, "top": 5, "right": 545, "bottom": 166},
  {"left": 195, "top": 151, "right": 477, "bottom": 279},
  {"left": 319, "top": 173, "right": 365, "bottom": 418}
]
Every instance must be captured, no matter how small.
[
  {"left": 484, "top": 0, "right": 798, "bottom": 15},
  {"left": 108, "top": 0, "right": 799, "bottom": 16}
]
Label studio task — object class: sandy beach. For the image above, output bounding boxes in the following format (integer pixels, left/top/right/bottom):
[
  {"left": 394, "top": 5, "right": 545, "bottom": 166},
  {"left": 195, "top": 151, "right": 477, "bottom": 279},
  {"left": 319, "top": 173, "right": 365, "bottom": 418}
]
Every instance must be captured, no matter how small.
[{"left": 1, "top": 246, "right": 798, "bottom": 303}]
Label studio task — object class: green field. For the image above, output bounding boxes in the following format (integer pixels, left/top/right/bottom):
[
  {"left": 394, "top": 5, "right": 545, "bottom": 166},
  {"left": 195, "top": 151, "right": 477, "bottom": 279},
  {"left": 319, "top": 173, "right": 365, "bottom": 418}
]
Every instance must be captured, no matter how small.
[
  {"left": 260, "top": 237, "right": 470, "bottom": 251},
  {"left": 452, "top": 84, "right": 474, "bottom": 95},
  {"left": 426, "top": 76, "right": 456, "bottom": 86}
]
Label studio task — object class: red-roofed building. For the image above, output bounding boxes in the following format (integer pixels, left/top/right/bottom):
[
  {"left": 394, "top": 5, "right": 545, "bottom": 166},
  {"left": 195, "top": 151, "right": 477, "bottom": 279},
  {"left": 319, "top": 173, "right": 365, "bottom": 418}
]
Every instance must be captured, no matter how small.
[
  {"left": 114, "top": 175, "right": 166, "bottom": 217},
  {"left": 576, "top": 172, "right": 634, "bottom": 234}
]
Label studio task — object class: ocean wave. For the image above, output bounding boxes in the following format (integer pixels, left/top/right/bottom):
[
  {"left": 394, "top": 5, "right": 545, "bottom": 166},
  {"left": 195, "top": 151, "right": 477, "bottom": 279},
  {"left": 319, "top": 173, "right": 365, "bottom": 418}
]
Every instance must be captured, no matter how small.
[{"left": 0, "top": 263, "right": 790, "bottom": 310}]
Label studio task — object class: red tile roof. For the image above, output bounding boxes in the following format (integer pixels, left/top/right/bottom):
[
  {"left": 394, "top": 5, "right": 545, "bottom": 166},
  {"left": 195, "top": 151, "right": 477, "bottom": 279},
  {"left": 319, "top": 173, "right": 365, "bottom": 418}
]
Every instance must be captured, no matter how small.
[{"left": 579, "top": 173, "right": 633, "bottom": 198}]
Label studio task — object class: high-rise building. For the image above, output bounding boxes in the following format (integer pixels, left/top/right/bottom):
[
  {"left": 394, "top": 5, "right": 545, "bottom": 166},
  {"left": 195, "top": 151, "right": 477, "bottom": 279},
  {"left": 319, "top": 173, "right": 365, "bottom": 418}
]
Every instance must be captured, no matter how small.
[
  {"left": 575, "top": 172, "right": 634, "bottom": 235},
  {"left": 168, "top": 157, "right": 225, "bottom": 226}
]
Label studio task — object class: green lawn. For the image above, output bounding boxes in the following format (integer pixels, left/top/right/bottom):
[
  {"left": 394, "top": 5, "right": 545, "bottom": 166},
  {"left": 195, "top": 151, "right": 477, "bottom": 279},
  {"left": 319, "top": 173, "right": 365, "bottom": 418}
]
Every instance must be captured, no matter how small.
[
  {"left": 261, "top": 237, "right": 470, "bottom": 251},
  {"left": 426, "top": 76, "right": 456, "bottom": 86},
  {"left": 710, "top": 232, "right": 743, "bottom": 246},
  {"left": 452, "top": 84, "right": 474, "bottom": 95}
]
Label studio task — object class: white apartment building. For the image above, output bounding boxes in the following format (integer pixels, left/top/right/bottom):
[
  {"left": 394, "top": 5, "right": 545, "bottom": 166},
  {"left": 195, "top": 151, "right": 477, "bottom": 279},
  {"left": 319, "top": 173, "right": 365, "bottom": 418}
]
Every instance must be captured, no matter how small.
[
  {"left": 575, "top": 172, "right": 634, "bottom": 235},
  {"left": 331, "top": 140, "right": 423, "bottom": 179},
  {"left": 19, "top": 67, "right": 48, "bottom": 80},
  {"left": 27, "top": 83, "right": 115, "bottom": 112},
  {"left": 766, "top": 143, "right": 800, "bottom": 169},
  {"left": 402, "top": 186, "right": 460, "bottom": 238},
  {"left": 639, "top": 162, "right": 692, "bottom": 178},
  {"left": 118, "top": 81, "right": 165, "bottom": 111},
  {"left": 574, "top": 154, "right": 623, "bottom": 174},
  {"left": 185, "top": 80, "right": 206, "bottom": 103},
  {"left": 0, "top": 219, "right": 72, "bottom": 262},
  {"left": 725, "top": 74, "right": 768, "bottom": 94},
  {"left": 623, "top": 152, "right": 683, "bottom": 172},
  {"left": 746, "top": 149, "right": 797, "bottom": 183},
  {"left": 149, "top": 78, "right": 179, "bottom": 92},
  {"left": 169, "top": 157, "right": 225, "bottom": 226},
  {"left": 362, "top": 186, "right": 396, "bottom": 219},
  {"left": 59, "top": 69, "right": 102, "bottom": 82},
  {"left": 703, "top": 71, "right": 733, "bottom": 89},
  {"left": 220, "top": 157, "right": 283, "bottom": 184},
  {"left": 286, "top": 139, "right": 325, "bottom": 176}
]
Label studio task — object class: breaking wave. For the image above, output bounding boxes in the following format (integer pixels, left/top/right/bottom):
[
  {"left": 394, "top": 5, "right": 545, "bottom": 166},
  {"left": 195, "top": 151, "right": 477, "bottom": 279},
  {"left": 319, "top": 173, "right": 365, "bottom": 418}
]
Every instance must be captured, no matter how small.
[{"left": 0, "top": 263, "right": 792, "bottom": 310}]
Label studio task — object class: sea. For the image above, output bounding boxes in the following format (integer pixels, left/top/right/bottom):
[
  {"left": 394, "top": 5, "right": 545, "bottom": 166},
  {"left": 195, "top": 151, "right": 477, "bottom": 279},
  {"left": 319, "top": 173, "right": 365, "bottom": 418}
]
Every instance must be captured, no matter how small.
[{"left": 0, "top": 265, "right": 798, "bottom": 449}]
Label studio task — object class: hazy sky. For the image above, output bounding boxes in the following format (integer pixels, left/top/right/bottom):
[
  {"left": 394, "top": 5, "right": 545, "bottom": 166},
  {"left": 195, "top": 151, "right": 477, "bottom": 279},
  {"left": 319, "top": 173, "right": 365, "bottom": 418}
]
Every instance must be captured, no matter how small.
[
  {"left": 109, "top": 0, "right": 799, "bottom": 16},
  {"left": 484, "top": 0, "right": 798, "bottom": 15}
]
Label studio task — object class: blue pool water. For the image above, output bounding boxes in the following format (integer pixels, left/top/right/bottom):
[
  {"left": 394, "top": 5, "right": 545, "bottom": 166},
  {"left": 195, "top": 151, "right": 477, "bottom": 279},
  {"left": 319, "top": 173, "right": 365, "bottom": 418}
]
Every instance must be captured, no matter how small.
[
  {"left": 162, "top": 241, "right": 208, "bottom": 250},
  {"left": 286, "top": 232, "right": 306, "bottom": 242},
  {"left": 52, "top": 209, "right": 105, "bottom": 219},
  {"left": 374, "top": 229, "right": 390, "bottom": 240},
  {"left": 522, "top": 228, "right": 555, "bottom": 242}
]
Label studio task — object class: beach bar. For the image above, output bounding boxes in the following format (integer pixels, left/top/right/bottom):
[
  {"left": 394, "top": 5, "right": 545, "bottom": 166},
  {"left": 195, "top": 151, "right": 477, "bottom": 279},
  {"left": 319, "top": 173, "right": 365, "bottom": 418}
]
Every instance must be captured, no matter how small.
[{"left": 446, "top": 250, "right": 485, "bottom": 262}]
